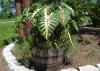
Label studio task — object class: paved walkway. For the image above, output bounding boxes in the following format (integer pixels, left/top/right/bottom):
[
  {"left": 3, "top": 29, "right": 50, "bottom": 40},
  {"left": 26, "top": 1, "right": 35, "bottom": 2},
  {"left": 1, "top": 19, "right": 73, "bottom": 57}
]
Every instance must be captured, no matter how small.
[{"left": 0, "top": 49, "right": 10, "bottom": 71}]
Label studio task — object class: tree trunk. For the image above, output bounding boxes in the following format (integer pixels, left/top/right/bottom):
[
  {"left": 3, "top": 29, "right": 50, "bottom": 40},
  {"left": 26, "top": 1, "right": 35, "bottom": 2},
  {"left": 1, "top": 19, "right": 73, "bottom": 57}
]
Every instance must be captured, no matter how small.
[
  {"left": 15, "top": 0, "right": 22, "bottom": 16},
  {"left": 23, "top": 0, "right": 30, "bottom": 8}
]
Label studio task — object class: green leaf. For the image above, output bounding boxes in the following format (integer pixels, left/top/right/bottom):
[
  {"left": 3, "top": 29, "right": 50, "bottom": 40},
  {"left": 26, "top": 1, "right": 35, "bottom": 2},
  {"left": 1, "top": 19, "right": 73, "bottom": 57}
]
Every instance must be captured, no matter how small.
[
  {"left": 71, "top": 20, "right": 79, "bottom": 31},
  {"left": 30, "top": 7, "right": 43, "bottom": 20},
  {"left": 23, "top": 8, "right": 29, "bottom": 17},
  {"left": 58, "top": 3, "right": 74, "bottom": 26},
  {"left": 59, "top": 8, "right": 71, "bottom": 26},
  {"left": 38, "top": 7, "right": 59, "bottom": 40},
  {"left": 29, "top": 7, "right": 44, "bottom": 27},
  {"left": 61, "top": 2, "right": 74, "bottom": 16},
  {"left": 16, "top": 15, "right": 23, "bottom": 24},
  {"left": 65, "top": 28, "right": 74, "bottom": 48},
  {"left": 23, "top": 8, "right": 32, "bottom": 21},
  {"left": 80, "top": 16, "right": 92, "bottom": 26}
]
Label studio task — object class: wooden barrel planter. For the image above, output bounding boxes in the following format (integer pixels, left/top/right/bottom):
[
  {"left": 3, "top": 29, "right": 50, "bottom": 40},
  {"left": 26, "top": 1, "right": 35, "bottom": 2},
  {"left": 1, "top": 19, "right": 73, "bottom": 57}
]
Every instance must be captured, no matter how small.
[{"left": 32, "top": 48, "right": 64, "bottom": 71}]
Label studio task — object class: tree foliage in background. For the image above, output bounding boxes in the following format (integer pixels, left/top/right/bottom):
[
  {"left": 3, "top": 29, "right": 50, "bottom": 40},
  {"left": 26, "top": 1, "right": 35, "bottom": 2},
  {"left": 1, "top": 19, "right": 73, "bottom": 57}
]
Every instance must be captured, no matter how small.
[
  {"left": 64, "top": 0, "right": 100, "bottom": 27},
  {"left": 89, "top": 2, "right": 100, "bottom": 27},
  {"left": 63, "top": 0, "right": 94, "bottom": 26},
  {"left": 0, "top": 0, "right": 15, "bottom": 19}
]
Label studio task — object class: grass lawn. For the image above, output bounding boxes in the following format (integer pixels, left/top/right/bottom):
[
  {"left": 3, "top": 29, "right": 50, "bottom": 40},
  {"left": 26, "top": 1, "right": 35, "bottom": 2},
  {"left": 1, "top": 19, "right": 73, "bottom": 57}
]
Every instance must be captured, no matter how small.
[
  {"left": 0, "top": 19, "right": 18, "bottom": 48},
  {"left": 0, "top": 18, "right": 15, "bottom": 22}
]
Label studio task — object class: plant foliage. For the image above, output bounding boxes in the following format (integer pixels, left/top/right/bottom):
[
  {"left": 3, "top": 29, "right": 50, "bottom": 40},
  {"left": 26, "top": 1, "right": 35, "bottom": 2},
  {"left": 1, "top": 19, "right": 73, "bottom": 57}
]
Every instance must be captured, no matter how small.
[{"left": 17, "top": 0, "right": 79, "bottom": 48}]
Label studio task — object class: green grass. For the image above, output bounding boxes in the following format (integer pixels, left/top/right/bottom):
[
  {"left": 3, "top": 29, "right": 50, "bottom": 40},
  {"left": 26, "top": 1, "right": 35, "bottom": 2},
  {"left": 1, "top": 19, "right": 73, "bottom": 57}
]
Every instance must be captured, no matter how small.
[
  {"left": 0, "top": 19, "right": 18, "bottom": 48},
  {"left": 0, "top": 18, "right": 15, "bottom": 22}
]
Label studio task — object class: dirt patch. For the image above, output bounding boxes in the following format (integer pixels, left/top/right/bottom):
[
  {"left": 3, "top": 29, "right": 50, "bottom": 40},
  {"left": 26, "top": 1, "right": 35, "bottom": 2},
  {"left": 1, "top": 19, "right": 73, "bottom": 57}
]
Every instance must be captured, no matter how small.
[{"left": 63, "top": 34, "right": 100, "bottom": 68}]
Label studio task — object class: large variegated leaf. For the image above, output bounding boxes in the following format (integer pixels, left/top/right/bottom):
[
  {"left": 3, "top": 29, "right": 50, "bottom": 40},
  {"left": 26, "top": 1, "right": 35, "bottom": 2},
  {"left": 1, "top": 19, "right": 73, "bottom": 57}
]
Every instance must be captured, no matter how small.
[
  {"left": 38, "top": 7, "right": 59, "bottom": 40},
  {"left": 58, "top": 3, "right": 75, "bottom": 48},
  {"left": 30, "top": 8, "right": 43, "bottom": 27},
  {"left": 58, "top": 2, "right": 74, "bottom": 26},
  {"left": 61, "top": 2, "right": 74, "bottom": 16},
  {"left": 23, "top": 8, "right": 43, "bottom": 27},
  {"left": 59, "top": 8, "right": 71, "bottom": 26},
  {"left": 30, "top": 7, "right": 43, "bottom": 20}
]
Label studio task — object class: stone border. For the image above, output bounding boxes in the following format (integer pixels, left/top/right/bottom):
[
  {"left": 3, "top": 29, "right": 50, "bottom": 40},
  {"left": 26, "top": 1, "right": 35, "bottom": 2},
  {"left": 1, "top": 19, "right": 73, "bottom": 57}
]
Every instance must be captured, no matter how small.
[
  {"left": 3, "top": 43, "right": 34, "bottom": 71},
  {"left": 3, "top": 43, "right": 100, "bottom": 71}
]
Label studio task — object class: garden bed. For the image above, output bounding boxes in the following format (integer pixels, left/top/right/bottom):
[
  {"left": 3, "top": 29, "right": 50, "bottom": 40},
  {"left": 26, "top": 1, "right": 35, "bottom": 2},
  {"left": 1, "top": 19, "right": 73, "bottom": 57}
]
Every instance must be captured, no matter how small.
[
  {"left": 62, "top": 33, "right": 100, "bottom": 68},
  {"left": 12, "top": 32, "right": 100, "bottom": 70},
  {"left": 2, "top": 32, "right": 100, "bottom": 71}
]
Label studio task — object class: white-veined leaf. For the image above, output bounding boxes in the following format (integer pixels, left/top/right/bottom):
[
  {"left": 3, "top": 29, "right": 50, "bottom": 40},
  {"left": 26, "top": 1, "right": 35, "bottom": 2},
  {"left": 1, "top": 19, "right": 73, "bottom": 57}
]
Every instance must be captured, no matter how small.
[
  {"left": 71, "top": 20, "right": 79, "bottom": 31},
  {"left": 61, "top": 2, "right": 74, "bottom": 16},
  {"left": 38, "top": 7, "right": 59, "bottom": 40},
  {"left": 59, "top": 8, "right": 71, "bottom": 26}
]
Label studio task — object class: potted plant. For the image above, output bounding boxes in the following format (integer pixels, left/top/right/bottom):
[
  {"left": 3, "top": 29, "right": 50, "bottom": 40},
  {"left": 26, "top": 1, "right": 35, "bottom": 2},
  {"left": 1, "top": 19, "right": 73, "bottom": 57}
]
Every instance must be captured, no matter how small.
[{"left": 17, "top": 0, "right": 78, "bottom": 71}]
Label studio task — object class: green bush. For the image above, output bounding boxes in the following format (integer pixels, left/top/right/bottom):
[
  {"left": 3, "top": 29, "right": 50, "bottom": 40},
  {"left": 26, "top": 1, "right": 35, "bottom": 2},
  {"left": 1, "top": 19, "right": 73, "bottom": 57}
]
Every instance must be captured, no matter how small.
[
  {"left": 89, "top": 2, "right": 100, "bottom": 27},
  {"left": 80, "top": 16, "right": 92, "bottom": 26},
  {"left": 12, "top": 40, "right": 32, "bottom": 68}
]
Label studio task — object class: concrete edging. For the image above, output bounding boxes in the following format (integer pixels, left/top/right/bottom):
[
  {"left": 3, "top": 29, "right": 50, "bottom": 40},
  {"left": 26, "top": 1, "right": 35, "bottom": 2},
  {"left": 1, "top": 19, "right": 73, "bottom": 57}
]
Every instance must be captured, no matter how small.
[{"left": 3, "top": 43, "right": 34, "bottom": 71}]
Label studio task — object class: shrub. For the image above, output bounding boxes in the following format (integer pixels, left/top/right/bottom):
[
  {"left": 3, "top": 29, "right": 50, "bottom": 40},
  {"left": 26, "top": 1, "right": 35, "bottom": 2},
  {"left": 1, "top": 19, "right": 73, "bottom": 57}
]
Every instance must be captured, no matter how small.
[{"left": 12, "top": 40, "right": 32, "bottom": 68}]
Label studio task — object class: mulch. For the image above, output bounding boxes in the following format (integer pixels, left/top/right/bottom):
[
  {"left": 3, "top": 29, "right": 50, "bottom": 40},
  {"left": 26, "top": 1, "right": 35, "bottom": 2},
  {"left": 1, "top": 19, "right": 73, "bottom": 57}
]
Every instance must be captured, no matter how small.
[{"left": 63, "top": 34, "right": 100, "bottom": 68}]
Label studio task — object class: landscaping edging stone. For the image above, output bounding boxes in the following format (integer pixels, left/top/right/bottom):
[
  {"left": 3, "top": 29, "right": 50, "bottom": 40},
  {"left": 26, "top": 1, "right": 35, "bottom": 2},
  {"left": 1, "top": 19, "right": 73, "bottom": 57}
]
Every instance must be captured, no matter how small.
[
  {"left": 79, "top": 65, "right": 99, "bottom": 71},
  {"left": 97, "top": 64, "right": 100, "bottom": 70},
  {"left": 3, "top": 43, "right": 34, "bottom": 71},
  {"left": 61, "top": 68, "right": 78, "bottom": 71},
  {"left": 3, "top": 43, "right": 100, "bottom": 71}
]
